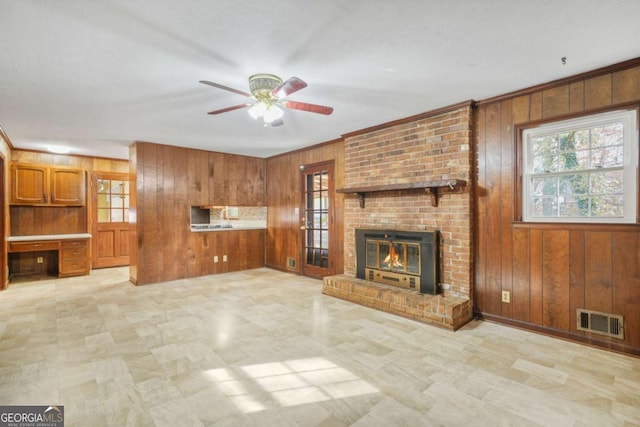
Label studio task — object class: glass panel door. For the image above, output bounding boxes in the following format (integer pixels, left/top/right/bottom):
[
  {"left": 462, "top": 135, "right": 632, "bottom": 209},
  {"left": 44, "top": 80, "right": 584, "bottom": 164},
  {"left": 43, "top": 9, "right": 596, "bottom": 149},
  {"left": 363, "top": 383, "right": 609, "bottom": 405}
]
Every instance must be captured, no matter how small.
[{"left": 301, "top": 162, "right": 334, "bottom": 279}]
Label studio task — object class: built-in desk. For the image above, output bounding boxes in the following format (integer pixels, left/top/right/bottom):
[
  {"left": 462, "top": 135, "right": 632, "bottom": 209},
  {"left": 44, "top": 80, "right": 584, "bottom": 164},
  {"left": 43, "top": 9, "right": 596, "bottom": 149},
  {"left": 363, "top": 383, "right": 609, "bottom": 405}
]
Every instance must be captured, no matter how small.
[{"left": 8, "top": 233, "right": 91, "bottom": 278}]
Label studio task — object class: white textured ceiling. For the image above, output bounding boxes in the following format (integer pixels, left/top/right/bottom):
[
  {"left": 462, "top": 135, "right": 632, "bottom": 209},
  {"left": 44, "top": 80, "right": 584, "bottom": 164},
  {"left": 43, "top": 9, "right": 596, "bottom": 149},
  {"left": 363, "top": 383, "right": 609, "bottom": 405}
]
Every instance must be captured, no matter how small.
[{"left": 1, "top": 0, "right": 639, "bottom": 160}]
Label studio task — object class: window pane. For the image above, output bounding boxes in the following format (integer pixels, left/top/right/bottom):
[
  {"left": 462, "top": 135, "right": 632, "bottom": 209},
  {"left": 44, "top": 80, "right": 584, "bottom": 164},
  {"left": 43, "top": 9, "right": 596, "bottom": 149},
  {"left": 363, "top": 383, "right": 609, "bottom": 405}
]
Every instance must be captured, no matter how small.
[
  {"left": 532, "top": 135, "right": 558, "bottom": 156},
  {"left": 321, "top": 231, "right": 329, "bottom": 249},
  {"left": 592, "top": 124, "right": 623, "bottom": 147},
  {"left": 97, "top": 194, "right": 109, "bottom": 208},
  {"left": 111, "top": 209, "right": 124, "bottom": 222},
  {"left": 591, "top": 195, "right": 624, "bottom": 217},
  {"left": 591, "top": 146, "right": 623, "bottom": 168},
  {"left": 559, "top": 196, "right": 589, "bottom": 217},
  {"left": 97, "top": 208, "right": 110, "bottom": 223},
  {"left": 590, "top": 170, "right": 623, "bottom": 194},
  {"left": 112, "top": 180, "right": 125, "bottom": 194},
  {"left": 533, "top": 155, "right": 557, "bottom": 173},
  {"left": 532, "top": 177, "right": 557, "bottom": 196},
  {"left": 559, "top": 175, "right": 588, "bottom": 195},
  {"left": 97, "top": 179, "right": 110, "bottom": 194},
  {"left": 574, "top": 129, "right": 590, "bottom": 150},
  {"left": 531, "top": 197, "right": 557, "bottom": 217},
  {"left": 110, "top": 195, "right": 124, "bottom": 208}
]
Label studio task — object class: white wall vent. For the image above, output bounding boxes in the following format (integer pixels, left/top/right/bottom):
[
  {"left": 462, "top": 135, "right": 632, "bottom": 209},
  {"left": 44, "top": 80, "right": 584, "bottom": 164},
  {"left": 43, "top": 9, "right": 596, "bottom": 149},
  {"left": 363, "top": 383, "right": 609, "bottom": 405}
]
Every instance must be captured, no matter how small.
[{"left": 577, "top": 309, "right": 624, "bottom": 339}]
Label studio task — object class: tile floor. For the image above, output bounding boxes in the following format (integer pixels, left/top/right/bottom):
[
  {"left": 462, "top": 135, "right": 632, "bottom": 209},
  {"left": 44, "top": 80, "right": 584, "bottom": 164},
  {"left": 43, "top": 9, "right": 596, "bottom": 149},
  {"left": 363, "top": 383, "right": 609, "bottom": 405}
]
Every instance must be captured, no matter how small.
[{"left": 0, "top": 267, "right": 638, "bottom": 426}]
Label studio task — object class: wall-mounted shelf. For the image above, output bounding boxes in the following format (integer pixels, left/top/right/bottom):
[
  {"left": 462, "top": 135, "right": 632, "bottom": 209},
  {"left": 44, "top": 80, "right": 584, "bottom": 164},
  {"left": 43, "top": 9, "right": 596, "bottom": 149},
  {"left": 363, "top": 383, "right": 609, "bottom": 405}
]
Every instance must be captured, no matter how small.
[{"left": 336, "top": 179, "right": 466, "bottom": 208}]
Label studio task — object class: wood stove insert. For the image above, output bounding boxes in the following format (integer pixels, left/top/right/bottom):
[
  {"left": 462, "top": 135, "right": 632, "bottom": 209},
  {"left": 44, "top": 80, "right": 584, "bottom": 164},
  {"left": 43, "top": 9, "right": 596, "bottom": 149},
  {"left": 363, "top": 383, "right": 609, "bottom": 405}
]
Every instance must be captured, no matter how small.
[{"left": 355, "top": 229, "right": 440, "bottom": 294}]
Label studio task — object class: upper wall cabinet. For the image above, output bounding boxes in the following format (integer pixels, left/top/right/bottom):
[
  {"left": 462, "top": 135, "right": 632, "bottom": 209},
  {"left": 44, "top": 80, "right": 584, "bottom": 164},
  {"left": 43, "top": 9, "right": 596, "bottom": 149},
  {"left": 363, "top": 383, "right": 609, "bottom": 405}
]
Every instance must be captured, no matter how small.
[{"left": 10, "top": 164, "right": 86, "bottom": 206}]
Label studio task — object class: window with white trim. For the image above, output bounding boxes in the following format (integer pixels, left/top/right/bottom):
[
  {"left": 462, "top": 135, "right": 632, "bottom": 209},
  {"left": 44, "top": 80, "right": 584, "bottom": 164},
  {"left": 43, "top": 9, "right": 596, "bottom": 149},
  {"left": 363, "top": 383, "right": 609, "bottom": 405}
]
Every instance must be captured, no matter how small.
[{"left": 522, "top": 109, "right": 638, "bottom": 223}]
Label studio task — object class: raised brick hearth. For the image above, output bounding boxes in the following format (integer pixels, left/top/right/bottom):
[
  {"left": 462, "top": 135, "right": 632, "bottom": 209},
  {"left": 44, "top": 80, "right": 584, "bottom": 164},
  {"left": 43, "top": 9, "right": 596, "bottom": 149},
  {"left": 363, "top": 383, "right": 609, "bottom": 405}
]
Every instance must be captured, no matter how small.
[{"left": 323, "top": 275, "right": 471, "bottom": 330}]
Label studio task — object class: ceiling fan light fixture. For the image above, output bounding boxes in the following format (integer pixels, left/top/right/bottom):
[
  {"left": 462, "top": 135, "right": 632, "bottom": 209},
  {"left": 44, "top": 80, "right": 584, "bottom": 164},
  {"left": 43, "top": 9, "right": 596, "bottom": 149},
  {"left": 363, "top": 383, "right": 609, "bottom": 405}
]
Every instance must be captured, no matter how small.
[
  {"left": 248, "top": 102, "right": 266, "bottom": 119},
  {"left": 263, "top": 105, "right": 284, "bottom": 124}
]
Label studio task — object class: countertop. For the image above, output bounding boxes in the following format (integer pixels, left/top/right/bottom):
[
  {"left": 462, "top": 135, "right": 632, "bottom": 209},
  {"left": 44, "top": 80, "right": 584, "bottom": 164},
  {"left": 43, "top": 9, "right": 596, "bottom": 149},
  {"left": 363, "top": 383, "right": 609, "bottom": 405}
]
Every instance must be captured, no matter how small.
[
  {"left": 8, "top": 233, "right": 92, "bottom": 242},
  {"left": 190, "top": 220, "right": 266, "bottom": 232},
  {"left": 190, "top": 226, "right": 266, "bottom": 232}
]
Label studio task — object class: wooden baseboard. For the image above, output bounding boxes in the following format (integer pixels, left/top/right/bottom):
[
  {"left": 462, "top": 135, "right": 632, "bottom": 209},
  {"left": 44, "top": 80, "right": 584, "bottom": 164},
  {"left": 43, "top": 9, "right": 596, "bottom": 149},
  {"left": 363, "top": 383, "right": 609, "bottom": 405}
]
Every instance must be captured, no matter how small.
[{"left": 476, "top": 312, "right": 640, "bottom": 357}]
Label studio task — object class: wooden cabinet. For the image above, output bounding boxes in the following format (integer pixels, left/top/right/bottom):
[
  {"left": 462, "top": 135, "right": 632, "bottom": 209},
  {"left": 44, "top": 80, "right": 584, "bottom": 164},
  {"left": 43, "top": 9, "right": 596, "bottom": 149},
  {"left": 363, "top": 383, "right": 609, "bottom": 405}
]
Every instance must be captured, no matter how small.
[
  {"left": 10, "top": 164, "right": 86, "bottom": 206},
  {"left": 59, "top": 239, "right": 90, "bottom": 277},
  {"left": 8, "top": 237, "right": 91, "bottom": 278}
]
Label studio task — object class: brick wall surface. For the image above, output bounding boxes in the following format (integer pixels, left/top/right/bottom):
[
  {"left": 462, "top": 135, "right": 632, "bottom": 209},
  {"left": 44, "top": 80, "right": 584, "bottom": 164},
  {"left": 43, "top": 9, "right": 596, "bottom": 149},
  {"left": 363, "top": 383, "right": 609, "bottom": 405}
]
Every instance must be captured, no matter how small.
[{"left": 342, "top": 105, "right": 473, "bottom": 299}]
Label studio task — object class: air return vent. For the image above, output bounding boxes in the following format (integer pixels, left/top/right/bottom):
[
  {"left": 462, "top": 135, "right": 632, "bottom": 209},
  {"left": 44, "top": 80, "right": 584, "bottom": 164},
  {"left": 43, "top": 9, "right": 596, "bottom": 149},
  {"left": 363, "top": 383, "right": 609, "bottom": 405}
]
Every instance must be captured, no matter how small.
[
  {"left": 576, "top": 309, "right": 624, "bottom": 339},
  {"left": 286, "top": 257, "right": 296, "bottom": 270}
]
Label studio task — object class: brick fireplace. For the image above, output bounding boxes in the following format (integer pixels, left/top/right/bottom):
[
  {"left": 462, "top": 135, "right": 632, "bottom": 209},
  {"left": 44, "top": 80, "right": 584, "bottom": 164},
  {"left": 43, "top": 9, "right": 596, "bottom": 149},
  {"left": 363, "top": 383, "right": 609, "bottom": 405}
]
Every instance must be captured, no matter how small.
[{"left": 322, "top": 102, "right": 474, "bottom": 330}]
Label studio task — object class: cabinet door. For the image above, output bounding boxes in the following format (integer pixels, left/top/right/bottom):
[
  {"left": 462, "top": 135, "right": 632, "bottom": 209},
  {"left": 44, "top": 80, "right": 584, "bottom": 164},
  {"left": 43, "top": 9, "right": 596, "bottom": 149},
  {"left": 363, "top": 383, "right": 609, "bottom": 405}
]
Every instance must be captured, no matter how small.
[
  {"left": 50, "top": 168, "right": 86, "bottom": 205},
  {"left": 10, "top": 165, "right": 48, "bottom": 204}
]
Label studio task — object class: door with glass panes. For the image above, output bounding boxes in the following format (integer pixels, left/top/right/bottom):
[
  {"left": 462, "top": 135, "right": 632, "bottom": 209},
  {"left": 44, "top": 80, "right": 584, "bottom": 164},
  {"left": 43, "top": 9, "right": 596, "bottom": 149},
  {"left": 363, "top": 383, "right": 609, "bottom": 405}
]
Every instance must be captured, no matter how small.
[
  {"left": 92, "top": 172, "right": 130, "bottom": 268},
  {"left": 301, "top": 161, "right": 335, "bottom": 279}
]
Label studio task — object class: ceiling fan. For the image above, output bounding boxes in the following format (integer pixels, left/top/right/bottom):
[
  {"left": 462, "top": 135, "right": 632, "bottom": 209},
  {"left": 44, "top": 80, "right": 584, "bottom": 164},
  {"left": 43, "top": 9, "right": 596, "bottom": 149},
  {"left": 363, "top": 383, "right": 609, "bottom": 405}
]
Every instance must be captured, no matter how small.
[{"left": 199, "top": 74, "right": 333, "bottom": 127}]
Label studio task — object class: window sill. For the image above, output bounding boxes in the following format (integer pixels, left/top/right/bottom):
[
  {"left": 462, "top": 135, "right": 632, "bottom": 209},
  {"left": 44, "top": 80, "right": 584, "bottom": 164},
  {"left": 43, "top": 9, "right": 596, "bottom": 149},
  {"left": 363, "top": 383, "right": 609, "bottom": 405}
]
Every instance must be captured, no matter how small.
[{"left": 512, "top": 221, "right": 640, "bottom": 231}]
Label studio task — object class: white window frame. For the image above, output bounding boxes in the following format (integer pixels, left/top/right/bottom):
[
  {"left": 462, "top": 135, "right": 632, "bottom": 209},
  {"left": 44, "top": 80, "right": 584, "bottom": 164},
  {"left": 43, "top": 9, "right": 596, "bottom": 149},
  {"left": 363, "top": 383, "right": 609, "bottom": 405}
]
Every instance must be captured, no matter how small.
[{"left": 522, "top": 109, "right": 638, "bottom": 224}]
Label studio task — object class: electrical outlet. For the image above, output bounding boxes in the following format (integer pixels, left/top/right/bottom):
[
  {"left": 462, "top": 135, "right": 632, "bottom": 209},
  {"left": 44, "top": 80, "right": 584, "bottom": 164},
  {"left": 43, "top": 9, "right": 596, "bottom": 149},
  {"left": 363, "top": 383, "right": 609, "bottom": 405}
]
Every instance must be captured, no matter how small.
[
  {"left": 36, "top": 256, "right": 44, "bottom": 264},
  {"left": 223, "top": 255, "right": 228, "bottom": 262},
  {"left": 214, "top": 256, "right": 219, "bottom": 263},
  {"left": 501, "top": 291, "right": 511, "bottom": 303}
]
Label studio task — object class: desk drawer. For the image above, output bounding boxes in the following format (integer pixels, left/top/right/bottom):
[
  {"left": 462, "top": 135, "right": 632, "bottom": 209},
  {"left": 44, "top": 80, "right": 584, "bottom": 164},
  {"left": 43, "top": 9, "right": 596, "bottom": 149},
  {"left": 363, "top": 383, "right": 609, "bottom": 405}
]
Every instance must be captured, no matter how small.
[
  {"left": 61, "top": 257, "right": 89, "bottom": 274},
  {"left": 61, "top": 247, "right": 88, "bottom": 259},
  {"left": 9, "top": 241, "right": 60, "bottom": 252},
  {"left": 62, "top": 239, "right": 88, "bottom": 249}
]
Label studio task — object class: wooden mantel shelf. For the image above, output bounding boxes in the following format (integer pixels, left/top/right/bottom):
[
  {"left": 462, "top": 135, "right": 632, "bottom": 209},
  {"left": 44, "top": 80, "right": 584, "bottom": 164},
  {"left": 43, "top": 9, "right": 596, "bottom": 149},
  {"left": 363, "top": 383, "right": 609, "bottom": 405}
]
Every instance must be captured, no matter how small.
[{"left": 336, "top": 179, "right": 466, "bottom": 208}]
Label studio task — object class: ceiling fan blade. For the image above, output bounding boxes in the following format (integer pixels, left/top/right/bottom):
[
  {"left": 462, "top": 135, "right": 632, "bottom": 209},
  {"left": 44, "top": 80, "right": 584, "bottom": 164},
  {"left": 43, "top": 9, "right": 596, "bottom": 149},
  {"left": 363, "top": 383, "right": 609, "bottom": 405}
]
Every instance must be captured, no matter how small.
[
  {"left": 207, "top": 104, "right": 251, "bottom": 115},
  {"left": 272, "top": 77, "right": 307, "bottom": 98},
  {"left": 282, "top": 100, "right": 333, "bottom": 115},
  {"left": 199, "top": 80, "right": 251, "bottom": 97}
]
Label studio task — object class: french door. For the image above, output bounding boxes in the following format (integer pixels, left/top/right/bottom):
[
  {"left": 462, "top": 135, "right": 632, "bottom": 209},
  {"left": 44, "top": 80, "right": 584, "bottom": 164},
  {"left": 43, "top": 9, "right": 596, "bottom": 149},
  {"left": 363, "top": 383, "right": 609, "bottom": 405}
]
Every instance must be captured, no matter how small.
[{"left": 301, "top": 161, "right": 335, "bottom": 279}]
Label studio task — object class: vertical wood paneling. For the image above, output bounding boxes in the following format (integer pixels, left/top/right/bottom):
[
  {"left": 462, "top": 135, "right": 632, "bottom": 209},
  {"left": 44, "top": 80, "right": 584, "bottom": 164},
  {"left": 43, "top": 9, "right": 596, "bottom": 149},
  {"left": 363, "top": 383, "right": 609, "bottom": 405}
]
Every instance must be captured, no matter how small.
[
  {"left": 529, "top": 229, "right": 543, "bottom": 325},
  {"left": 173, "top": 147, "right": 189, "bottom": 280},
  {"left": 584, "top": 75, "right": 612, "bottom": 110},
  {"left": 612, "top": 232, "right": 640, "bottom": 349},
  {"left": 584, "top": 231, "right": 613, "bottom": 313},
  {"left": 542, "top": 85, "right": 570, "bottom": 118},
  {"left": 161, "top": 145, "right": 175, "bottom": 281},
  {"left": 569, "top": 82, "right": 585, "bottom": 113},
  {"left": 483, "top": 103, "right": 503, "bottom": 315},
  {"left": 129, "top": 144, "right": 137, "bottom": 283},
  {"left": 475, "top": 62, "right": 640, "bottom": 354},
  {"left": 132, "top": 141, "right": 265, "bottom": 285},
  {"left": 529, "top": 92, "right": 543, "bottom": 121},
  {"left": 500, "top": 99, "right": 514, "bottom": 318},
  {"left": 265, "top": 141, "right": 344, "bottom": 274},
  {"left": 511, "top": 228, "right": 530, "bottom": 322},
  {"left": 612, "top": 67, "right": 640, "bottom": 104},
  {"left": 568, "top": 230, "right": 585, "bottom": 334},
  {"left": 511, "top": 95, "right": 530, "bottom": 124},
  {"left": 474, "top": 105, "right": 487, "bottom": 313},
  {"left": 542, "top": 230, "right": 570, "bottom": 330},
  {"left": 142, "top": 143, "right": 160, "bottom": 285}
]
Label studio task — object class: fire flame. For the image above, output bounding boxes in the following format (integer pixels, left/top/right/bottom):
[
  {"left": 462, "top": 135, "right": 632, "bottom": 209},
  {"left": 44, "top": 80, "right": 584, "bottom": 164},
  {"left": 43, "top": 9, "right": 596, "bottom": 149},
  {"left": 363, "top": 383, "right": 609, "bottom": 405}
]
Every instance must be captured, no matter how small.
[{"left": 383, "top": 245, "right": 404, "bottom": 269}]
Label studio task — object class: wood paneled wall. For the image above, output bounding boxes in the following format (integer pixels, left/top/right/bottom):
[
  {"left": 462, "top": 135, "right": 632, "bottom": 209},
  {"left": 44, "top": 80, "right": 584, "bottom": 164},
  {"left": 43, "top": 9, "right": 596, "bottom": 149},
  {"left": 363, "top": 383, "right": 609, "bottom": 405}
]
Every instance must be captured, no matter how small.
[
  {"left": 265, "top": 140, "right": 344, "bottom": 274},
  {"left": 475, "top": 59, "right": 640, "bottom": 355},
  {"left": 130, "top": 141, "right": 266, "bottom": 285},
  {"left": 0, "top": 129, "right": 10, "bottom": 289},
  {"left": 8, "top": 150, "right": 129, "bottom": 237}
]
